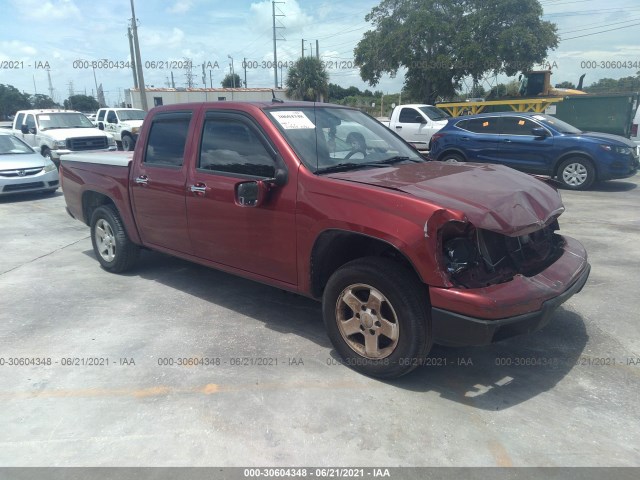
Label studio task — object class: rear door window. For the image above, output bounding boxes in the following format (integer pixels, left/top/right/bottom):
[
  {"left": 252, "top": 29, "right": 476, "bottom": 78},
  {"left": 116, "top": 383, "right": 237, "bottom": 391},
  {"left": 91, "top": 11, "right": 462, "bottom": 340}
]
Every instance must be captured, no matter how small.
[
  {"left": 498, "top": 117, "right": 539, "bottom": 135},
  {"left": 144, "top": 112, "right": 192, "bottom": 167},
  {"left": 398, "top": 108, "right": 422, "bottom": 123},
  {"left": 456, "top": 117, "right": 499, "bottom": 134}
]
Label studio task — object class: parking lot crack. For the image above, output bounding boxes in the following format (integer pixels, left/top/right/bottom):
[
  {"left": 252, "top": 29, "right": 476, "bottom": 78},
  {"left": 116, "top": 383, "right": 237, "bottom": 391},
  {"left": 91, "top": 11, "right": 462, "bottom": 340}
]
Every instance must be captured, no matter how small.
[{"left": 0, "top": 235, "right": 90, "bottom": 276}]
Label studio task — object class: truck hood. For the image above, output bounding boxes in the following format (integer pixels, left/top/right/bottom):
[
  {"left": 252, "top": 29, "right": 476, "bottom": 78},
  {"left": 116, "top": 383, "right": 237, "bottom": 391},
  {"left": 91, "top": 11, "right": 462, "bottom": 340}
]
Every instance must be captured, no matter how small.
[
  {"left": 326, "top": 162, "right": 564, "bottom": 236},
  {"left": 41, "top": 128, "right": 111, "bottom": 140},
  {"left": 120, "top": 120, "right": 144, "bottom": 129}
]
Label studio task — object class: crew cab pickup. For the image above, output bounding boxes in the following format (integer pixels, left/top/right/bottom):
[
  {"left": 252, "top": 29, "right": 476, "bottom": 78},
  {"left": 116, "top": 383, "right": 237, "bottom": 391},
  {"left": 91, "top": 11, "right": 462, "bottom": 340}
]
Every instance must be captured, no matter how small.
[
  {"left": 380, "top": 104, "right": 451, "bottom": 151},
  {"left": 95, "top": 107, "right": 146, "bottom": 151},
  {"left": 60, "top": 101, "right": 590, "bottom": 378},
  {"left": 12, "top": 109, "right": 116, "bottom": 166}
]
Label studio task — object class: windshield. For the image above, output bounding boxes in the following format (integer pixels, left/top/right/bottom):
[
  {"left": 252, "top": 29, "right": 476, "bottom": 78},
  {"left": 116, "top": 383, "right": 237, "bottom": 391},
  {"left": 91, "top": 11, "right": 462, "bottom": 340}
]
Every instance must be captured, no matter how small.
[
  {"left": 266, "top": 106, "right": 423, "bottom": 173},
  {"left": 537, "top": 114, "right": 582, "bottom": 134},
  {"left": 37, "top": 112, "right": 95, "bottom": 130},
  {"left": 0, "top": 134, "right": 35, "bottom": 155},
  {"left": 118, "top": 110, "right": 146, "bottom": 121},
  {"left": 419, "top": 106, "right": 450, "bottom": 121}
]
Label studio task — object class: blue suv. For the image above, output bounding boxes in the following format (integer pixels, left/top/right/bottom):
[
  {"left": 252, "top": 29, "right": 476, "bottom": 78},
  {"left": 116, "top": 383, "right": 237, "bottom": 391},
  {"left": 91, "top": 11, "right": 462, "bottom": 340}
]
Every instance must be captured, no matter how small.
[{"left": 428, "top": 112, "right": 639, "bottom": 190}]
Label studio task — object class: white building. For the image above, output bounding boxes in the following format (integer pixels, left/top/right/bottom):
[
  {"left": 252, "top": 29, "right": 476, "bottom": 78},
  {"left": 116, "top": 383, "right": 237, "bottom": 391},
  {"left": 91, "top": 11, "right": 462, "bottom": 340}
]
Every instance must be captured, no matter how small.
[{"left": 127, "top": 87, "right": 290, "bottom": 109}]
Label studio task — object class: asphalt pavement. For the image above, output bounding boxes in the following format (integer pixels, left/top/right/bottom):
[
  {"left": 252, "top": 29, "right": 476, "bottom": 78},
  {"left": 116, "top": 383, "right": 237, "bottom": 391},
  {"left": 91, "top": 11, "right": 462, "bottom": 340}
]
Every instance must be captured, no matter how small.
[{"left": 0, "top": 178, "right": 638, "bottom": 467}]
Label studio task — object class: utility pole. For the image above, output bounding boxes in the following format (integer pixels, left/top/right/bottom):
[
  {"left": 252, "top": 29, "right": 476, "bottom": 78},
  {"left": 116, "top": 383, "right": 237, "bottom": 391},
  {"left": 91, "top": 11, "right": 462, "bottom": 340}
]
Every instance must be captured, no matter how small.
[
  {"left": 46, "top": 67, "right": 54, "bottom": 101},
  {"left": 127, "top": 26, "right": 138, "bottom": 89},
  {"left": 130, "top": 0, "right": 148, "bottom": 111},
  {"left": 301, "top": 38, "right": 305, "bottom": 58},
  {"left": 170, "top": 71, "right": 175, "bottom": 88},
  {"left": 272, "top": 1, "right": 285, "bottom": 89},
  {"left": 92, "top": 66, "right": 100, "bottom": 104},
  {"left": 243, "top": 57, "right": 247, "bottom": 88},
  {"left": 316, "top": 40, "right": 319, "bottom": 60}
]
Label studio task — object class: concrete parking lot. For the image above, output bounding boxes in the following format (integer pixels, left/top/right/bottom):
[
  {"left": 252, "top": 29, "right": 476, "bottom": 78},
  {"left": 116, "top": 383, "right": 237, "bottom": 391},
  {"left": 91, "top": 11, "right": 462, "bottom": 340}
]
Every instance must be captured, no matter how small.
[{"left": 0, "top": 177, "right": 639, "bottom": 467}]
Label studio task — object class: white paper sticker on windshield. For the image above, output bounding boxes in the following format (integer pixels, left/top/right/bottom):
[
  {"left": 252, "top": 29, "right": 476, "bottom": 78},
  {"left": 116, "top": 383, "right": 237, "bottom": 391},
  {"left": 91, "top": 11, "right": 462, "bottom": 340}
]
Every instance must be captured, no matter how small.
[
  {"left": 532, "top": 115, "right": 546, "bottom": 121},
  {"left": 39, "top": 115, "right": 50, "bottom": 120},
  {"left": 271, "top": 111, "right": 315, "bottom": 129}
]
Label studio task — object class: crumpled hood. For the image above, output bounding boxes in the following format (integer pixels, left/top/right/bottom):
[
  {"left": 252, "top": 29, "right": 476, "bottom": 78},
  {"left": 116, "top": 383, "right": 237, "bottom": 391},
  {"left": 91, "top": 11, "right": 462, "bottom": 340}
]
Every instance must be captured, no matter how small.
[
  {"left": 327, "top": 162, "right": 565, "bottom": 236},
  {"left": 42, "top": 128, "right": 111, "bottom": 141}
]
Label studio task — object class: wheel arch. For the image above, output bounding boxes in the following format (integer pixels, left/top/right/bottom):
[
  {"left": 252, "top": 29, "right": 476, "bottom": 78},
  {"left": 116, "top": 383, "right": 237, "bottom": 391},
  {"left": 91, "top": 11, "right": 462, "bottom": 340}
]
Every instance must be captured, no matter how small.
[
  {"left": 82, "top": 190, "right": 116, "bottom": 226},
  {"left": 552, "top": 152, "right": 598, "bottom": 178},
  {"left": 437, "top": 148, "right": 467, "bottom": 161},
  {"left": 309, "top": 229, "right": 426, "bottom": 299}
]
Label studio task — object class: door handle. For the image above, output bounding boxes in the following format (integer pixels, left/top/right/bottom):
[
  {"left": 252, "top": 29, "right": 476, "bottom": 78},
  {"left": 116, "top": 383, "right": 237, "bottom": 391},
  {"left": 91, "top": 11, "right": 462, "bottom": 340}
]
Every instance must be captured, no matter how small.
[
  {"left": 395, "top": 125, "right": 402, "bottom": 129},
  {"left": 503, "top": 139, "right": 512, "bottom": 143},
  {"left": 189, "top": 183, "right": 208, "bottom": 196},
  {"left": 134, "top": 175, "right": 148, "bottom": 185},
  {"left": 461, "top": 137, "right": 469, "bottom": 141}
]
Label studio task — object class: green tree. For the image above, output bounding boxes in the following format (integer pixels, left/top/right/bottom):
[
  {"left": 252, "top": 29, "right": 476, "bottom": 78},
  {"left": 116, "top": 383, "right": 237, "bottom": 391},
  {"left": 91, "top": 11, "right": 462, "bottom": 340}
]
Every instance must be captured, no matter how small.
[
  {"left": 555, "top": 81, "right": 576, "bottom": 89},
  {"left": 0, "top": 84, "right": 31, "bottom": 118},
  {"left": 221, "top": 73, "right": 242, "bottom": 88},
  {"left": 584, "top": 73, "right": 640, "bottom": 94},
  {"left": 354, "top": 0, "right": 558, "bottom": 104},
  {"left": 64, "top": 94, "right": 99, "bottom": 112},
  {"left": 30, "top": 94, "right": 58, "bottom": 109},
  {"left": 285, "top": 57, "right": 329, "bottom": 101}
]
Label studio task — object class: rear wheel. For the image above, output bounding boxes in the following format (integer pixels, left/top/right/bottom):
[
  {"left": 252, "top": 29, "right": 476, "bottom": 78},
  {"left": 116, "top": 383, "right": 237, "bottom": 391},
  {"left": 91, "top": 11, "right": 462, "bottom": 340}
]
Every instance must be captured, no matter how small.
[
  {"left": 322, "top": 257, "right": 432, "bottom": 378},
  {"left": 90, "top": 205, "right": 139, "bottom": 273},
  {"left": 557, "top": 157, "right": 595, "bottom": 190}
]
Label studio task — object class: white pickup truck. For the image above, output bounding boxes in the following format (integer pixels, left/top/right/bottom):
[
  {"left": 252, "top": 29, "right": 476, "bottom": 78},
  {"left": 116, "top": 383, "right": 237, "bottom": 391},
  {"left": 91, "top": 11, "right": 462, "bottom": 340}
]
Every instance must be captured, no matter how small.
[
  {"left": 380, "top": 104, "right": 450, "bottom": 152},
  {"left": 12, "top": 109, "right": 116, "bottom": 166},
  {"left": 95, "top": 108, "right": 146, "bottom": 151}
]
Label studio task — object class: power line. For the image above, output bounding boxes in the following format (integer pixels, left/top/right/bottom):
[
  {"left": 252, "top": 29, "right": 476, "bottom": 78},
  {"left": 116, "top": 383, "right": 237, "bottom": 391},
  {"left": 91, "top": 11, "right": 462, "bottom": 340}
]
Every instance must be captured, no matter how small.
[{"left": 561, "top": 21, "right": 640, "bottom": 40}]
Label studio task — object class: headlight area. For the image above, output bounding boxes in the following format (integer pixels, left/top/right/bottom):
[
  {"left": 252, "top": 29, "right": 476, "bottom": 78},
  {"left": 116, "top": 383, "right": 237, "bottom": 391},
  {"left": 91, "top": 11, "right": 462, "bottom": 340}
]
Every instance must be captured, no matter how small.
[{"left": 439, "top": 219, "right": 565, "bottom": 289}]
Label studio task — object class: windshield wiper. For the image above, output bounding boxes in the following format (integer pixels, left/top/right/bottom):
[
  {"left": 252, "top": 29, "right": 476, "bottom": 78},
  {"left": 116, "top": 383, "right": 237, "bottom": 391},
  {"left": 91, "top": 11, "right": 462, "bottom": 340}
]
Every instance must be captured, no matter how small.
[
  {"left": 316, "top": 162, "right": 394, "bottom": 174},
  {"left": 378, "top": 156, "right": 424, "bottom": 164}
]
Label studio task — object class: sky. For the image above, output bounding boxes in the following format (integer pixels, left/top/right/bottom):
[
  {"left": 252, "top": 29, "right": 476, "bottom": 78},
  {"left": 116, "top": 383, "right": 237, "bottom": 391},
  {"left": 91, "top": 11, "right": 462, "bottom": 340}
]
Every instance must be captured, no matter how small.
[{"left": 1, "top": 0, "right": 639, "bottom": 106}]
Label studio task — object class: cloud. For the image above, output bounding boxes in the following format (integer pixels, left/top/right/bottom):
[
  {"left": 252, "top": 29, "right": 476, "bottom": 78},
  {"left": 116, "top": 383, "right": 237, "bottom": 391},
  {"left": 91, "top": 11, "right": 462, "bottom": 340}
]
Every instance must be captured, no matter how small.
[
  {"left": 11, "top": 0, "right": 81, "bottom": 21},
  {"left": 167, "top": 0, "right": 192, "bottom": 14},
  {"left": 0, "top": 41, "right": 38, "bottom": 57},
  {"left": 249, "top": 0, "right": 313, "bottom": 34},
  {"left": 141, "top": 27, "right": 186, "bottom": 49}
]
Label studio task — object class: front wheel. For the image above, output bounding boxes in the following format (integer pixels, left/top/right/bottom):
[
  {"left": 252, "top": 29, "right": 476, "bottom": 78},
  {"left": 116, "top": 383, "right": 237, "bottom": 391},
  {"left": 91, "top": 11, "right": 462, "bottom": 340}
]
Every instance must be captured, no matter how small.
[
  {"left": 557, "top": 157, "right": 595, "bottom": 190},
  {"left": 322, "top": 257, "right": 432, "bottom": 378},
  {"left": 440, "top": 152, "right": 464, "bottom": 163},
  {"left": 121, "top": 134, "right": 135, "bottom": 151},
  {"left": 90, "top": 205, "right": 140, "bottom": 273}
]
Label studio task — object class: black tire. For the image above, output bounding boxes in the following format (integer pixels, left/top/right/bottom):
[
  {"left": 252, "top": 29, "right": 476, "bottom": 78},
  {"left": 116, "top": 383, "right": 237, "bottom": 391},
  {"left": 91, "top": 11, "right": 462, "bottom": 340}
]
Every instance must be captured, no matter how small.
[
  {"left": 90, "top": 205, "right": 140, "bottom": 273},
  {"left": 440, "top": 152, "right": 464, "bottom": 163},
  {"left": 322, "top": 257, "right": 432, "bottom": 378},
  {"left": 121, "top": 134, "right": 134, "bottom": 152},
  {"left": 557, "top": 157, "right": 595, "bottom": 190}
]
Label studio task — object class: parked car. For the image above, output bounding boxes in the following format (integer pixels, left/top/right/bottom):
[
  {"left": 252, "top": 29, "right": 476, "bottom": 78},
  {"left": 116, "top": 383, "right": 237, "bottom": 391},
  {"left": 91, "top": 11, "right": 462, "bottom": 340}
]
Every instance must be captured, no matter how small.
[
  {"left": 60, "top": 102, "right": 590, "bottom": 378},
  {"left": 631, "top": 106, "right": 640, "bottom": 154},
  {"left": 0, "top": 130, "right": 59, "bottom": 195},
  {"left": 429, "top": 112, "right": 639, "bottom": 190}
]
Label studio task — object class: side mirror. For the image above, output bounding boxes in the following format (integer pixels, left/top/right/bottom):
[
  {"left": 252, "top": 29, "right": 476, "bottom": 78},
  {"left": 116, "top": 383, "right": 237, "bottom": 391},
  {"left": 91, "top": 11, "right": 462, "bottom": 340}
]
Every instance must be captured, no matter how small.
[
  {"left": 236, "top": 180, "right": 269, "bottom": 207},
  {"left": 415, "top": 115, "right": 426, "bottom": 124},
  {"left": 531, "top": 127, "right": 549, "bottom": 138},
  {"left": 21, "top": 124, "right": 29, "bottom": 134}
]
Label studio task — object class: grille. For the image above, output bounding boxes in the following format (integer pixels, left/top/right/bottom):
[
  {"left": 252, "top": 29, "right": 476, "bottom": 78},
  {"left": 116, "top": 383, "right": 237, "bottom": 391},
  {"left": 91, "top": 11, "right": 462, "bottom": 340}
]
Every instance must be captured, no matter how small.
[
  {"left": 3, "top": 182, "right": 45, "bottom": 192},
  {"left": 0, "top": 167, "right": 43, "bottom": 178},
  {"left": 66, "top": 136, "right": 108, "bottom": 151}
]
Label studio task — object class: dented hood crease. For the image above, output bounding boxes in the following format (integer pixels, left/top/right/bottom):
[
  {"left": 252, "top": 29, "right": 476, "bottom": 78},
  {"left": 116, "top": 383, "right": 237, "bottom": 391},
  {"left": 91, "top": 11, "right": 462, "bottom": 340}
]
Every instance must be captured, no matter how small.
[{"left": 327, "top": 162, "right": 564, "bottom": 236}]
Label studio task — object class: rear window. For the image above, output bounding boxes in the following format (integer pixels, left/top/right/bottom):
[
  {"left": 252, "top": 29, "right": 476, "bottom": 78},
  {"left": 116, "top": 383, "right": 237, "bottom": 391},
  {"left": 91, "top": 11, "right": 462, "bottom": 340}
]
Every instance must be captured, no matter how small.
[
  {"left": 456, "top": 117, "right": 499, "bottom": 134},
  {"left": 144, "top": 112, "right": 192, "bottom": 167}
]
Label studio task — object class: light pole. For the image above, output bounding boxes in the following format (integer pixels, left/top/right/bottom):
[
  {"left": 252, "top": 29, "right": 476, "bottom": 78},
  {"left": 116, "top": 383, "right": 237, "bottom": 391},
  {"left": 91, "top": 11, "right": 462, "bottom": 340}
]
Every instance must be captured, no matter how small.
[{"left": 227, "top": 55, "right": 235, "bottom": 88}]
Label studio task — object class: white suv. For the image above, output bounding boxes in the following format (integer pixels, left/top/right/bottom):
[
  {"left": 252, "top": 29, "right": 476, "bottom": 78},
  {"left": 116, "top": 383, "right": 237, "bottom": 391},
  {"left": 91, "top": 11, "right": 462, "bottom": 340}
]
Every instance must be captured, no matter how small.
[{"left": 12, "top": 109, "right": 116, "bottom": 165}]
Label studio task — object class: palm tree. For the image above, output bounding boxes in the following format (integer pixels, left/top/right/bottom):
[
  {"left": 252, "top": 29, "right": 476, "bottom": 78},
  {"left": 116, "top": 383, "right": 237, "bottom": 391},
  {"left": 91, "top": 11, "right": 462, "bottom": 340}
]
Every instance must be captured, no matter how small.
[{"left": 285, "top": 57, "right": 329, "bottom": 101}]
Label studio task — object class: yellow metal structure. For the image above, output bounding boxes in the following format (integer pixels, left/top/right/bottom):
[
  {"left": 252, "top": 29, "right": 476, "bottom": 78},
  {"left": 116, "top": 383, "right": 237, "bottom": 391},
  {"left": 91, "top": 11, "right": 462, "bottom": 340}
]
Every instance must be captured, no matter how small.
[{"left": 436, "top": 98, "right": 565, "bottom": 117}]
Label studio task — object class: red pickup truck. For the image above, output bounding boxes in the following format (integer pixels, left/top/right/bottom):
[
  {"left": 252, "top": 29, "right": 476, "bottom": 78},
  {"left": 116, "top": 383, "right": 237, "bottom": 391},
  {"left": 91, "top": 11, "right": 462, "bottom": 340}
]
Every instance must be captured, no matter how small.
[{"left": 60, "top": 101, "right": 590, "bottom": 378}]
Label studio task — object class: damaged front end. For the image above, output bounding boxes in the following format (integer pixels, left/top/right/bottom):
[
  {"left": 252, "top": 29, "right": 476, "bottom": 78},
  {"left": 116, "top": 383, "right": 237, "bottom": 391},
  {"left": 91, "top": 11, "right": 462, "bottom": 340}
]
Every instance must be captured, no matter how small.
[{"left": 440, "top": 218, "right": 564, "bottom": 289}]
